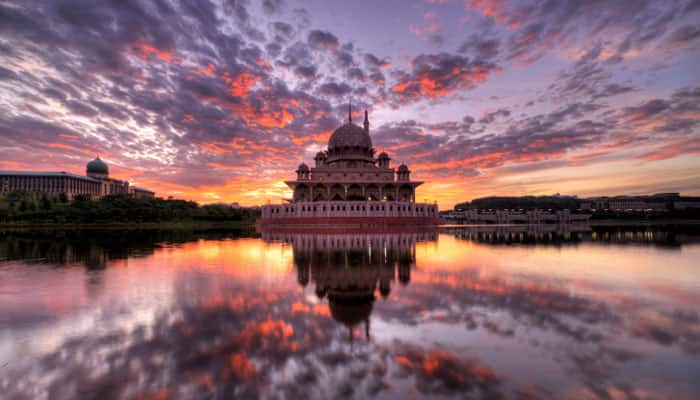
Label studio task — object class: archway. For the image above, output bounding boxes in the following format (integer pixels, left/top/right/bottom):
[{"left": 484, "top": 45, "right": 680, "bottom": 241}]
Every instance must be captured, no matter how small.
[
  {"left": 346, "top": 184, "right": 363, "bottom": 201},
  {"left": 365, "top": 184, "right": 380, "bottom": 201},
  {"left": 313, "top": 184, "right": 328, "bottom": 202},
  {"left": 294, "top": 184, "right": 309, "bottom": 202},
  {"left": 382, "top": 184, "right": 396, "bottom": 201},
  {"left": 330, "top": 184, "right": 344, "bottom": 201},
  {"left": 399, "top": 185, "right": 413, "bottom": 202}
]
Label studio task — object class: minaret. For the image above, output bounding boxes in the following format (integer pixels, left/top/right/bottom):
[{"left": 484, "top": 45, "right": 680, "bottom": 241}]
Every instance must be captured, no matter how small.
[
  {"left": 363, "top": 109, "right": 369, "bottom": 132},
  {"left": 348, "top": 103, "right": 352, "bottom": 123}
]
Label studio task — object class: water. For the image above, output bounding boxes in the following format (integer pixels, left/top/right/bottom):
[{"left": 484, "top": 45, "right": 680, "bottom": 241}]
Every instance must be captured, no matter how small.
[{"left": 0, "top": 226, "right": 699, "bottom": 399}]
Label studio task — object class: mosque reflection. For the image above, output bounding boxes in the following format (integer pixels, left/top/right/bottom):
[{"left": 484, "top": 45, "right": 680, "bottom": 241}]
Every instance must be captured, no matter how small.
[{"left": 262, "top": 231, "right": 438, "bottom": 340}]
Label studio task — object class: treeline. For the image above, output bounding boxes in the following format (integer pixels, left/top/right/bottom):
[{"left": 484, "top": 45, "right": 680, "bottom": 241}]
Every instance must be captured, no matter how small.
[
  {"left": 455, "top": 196, "right": 581, "bottom": 211},
  {"left": 0, "top": 191, "right": 259, "bottom": 224}
]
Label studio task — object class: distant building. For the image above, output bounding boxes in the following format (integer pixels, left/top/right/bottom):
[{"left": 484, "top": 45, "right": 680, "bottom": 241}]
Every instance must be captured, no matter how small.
[
  {"left": 0, "top": 157, "right": 155, "bottom": 199},
  {"left": 131, "top": 186, "right": 156, "bottom": 198},
  {"left": 580, "top": 193, "right": 685, "bottom": 211},
  {"left": 608, "top": 199, "right": 665, "bottom": 211}
]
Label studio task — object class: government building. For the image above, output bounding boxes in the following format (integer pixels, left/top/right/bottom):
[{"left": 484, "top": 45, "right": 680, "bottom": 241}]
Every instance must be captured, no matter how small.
[
  {"left": 0, "top": 157, "right": 155, "bottom": 199},
  {"left": 258, "top": 106, "right": 440, "bottom": 226}
]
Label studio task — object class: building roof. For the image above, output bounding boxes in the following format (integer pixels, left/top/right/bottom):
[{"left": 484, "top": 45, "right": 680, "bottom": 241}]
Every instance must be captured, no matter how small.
[
  {"left": 86, "top": 156, "right": 109, "bottom": 174},
  {"left": 328, "top": 122, "right": 372, "bottom": 150},
  {"left": 0, "top": 171, "right": 102, "bottom": 182}
]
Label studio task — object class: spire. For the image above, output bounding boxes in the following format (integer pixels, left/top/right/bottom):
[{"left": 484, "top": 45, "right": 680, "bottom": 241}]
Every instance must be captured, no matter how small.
[
  {"left": 348, "top": 103, "right": 352, "bottom": 123},
  {"left": 363, "top": 109, "right": 369, "bottom": 131}
]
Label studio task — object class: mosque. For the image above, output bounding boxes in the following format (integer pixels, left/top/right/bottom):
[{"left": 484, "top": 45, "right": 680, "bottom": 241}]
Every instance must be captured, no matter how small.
[
  {"left": 258, "top": 106, "right": 440, "bottom": 226},
  {"left": 0, "top": 156, "right": 155, "bottom": 199}
]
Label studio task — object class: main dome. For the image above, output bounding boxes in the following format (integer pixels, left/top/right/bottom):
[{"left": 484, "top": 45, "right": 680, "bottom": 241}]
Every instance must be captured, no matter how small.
[
  {"left": 86, "top": 156, "right": 109, "bottom": 175},
  {"left": 328, "top": 122, "right": 372, "bottom": 150}
]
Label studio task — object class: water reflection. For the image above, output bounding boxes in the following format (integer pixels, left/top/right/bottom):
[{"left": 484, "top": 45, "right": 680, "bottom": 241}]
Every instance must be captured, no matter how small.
[
  {"left": 445, "top": 225, "right": 700, "bottom": 247},
  {"left": 0, "top": 227, "right": 698, "bottom": 399},
  {"left": 0, "top": 229, "right": 256, "bottom": 267},
  {"left": 266, "top": 231, "right": 437, "bottom": 342}
]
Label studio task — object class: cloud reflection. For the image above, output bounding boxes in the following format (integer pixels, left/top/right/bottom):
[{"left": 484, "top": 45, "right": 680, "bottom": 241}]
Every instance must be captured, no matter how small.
[{"left": 0, "top": 228, "right": 698, "bottom": 399}]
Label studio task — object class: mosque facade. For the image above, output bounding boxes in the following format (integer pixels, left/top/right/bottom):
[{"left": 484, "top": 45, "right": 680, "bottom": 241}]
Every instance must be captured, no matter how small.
[
  {"left": 258, "top": 106, "right": 440, "bottom": 226},
  {"left": 0, "top": 157, "right": 155, "bottom": 199}
]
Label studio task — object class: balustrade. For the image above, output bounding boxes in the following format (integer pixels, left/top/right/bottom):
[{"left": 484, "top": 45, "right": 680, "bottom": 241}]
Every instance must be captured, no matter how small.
[{"left": 261, "top": 201, "right": 439, "bottom": 219}]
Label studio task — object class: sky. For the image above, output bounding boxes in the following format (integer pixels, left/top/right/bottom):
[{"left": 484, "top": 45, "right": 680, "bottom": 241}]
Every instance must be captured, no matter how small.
[{"left": 0, "top": 0, "right": 699, "bottom": 208}]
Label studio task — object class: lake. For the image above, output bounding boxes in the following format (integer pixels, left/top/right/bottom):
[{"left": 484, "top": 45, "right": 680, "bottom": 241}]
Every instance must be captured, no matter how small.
[{"left": 1, "top": 226, "right": 699, "bottom": 399}]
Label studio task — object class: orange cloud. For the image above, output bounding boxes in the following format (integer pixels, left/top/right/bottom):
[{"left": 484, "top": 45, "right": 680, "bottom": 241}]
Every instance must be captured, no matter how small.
[
  {"left": 58, "top": 133, "right": 79, "bottom": 140},
  {"left": 391, "top": 61, "right": 494, "bottom": 100},
  {"left": 466, "top": 0, "right": 521, "bottom": 29},
  {"left": 201, "top": 142, "right": 232, "bottom": 155},
  {"left": 290, "top": 130, "right": 332, "bottom": 146},
  {"left": 637, "top": 138, "right": 700, "bottom": 161},
  {"left": 130, "top": 39, "right": 174, "bottom": 62},
  {"left": 241, "top": 106, "right": 294, "bottom": 128},
  {"left": 192, "top": 63, "right": 216, "bottom": 77},
  {"left": 223, "top": 71, "right": 261, "bottom": 97},
  {"left": 229, "top": 352, "right": 255, "bottom": 380},
  {"left": 47, "top": 142, "right": 98, "bottom": 156}
]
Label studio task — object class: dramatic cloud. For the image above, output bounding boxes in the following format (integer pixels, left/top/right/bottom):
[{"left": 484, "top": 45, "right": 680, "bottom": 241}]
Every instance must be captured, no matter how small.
[
  {"left": 390, "top": 53, "right": 500, "bottom": 102},
  {"left": 307, "top": 29, "right": 339, "bottom": 51},
  {"left": 0, "top": 0, "right": 698, "bottom": 206}
]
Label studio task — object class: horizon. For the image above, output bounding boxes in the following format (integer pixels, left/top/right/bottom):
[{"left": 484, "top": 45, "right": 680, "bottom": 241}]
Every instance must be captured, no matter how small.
[{"left": 1, "top": 1, "right": 699, "bottom": 209}]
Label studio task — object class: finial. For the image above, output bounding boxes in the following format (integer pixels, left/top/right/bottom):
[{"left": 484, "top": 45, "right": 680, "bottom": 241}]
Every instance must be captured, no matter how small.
[
  {"left": 363, "top": 109, "right": 369, "bottom": 131},
  {"left": 348, "top": 103, "right": 352, "bottom": 123}
]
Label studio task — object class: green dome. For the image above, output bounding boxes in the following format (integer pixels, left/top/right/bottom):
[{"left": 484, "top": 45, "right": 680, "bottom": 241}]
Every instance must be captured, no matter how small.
[{"left": 86, "top": 156, "right": 109, "bottom": 175}]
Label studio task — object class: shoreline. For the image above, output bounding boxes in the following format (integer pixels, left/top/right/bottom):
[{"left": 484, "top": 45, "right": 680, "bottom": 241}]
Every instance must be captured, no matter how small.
[
  {"left": 1, "top": 218, "right": 699, "bottom": 231},
  {"left": 589, "top": 219, "right": 700, "bottom": 226},
  {"left": 0, "top": 220, "right": 257, "bottom": 231}
]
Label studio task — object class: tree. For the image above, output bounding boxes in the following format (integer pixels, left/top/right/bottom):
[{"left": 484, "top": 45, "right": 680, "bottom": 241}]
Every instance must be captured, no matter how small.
[{"left": 40, "top": 194, "right": 52, "bottom": 210}]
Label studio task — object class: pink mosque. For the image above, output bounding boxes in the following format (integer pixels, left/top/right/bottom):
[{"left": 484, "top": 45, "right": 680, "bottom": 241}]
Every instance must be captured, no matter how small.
[{"left": 258, "top": 106, "right": 440, "bottom": 227}]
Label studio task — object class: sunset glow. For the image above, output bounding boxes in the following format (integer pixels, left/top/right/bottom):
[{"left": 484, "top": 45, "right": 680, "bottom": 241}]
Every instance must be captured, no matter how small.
[{"left": 1, "top": 0, "right": 698, "bottom": 207}]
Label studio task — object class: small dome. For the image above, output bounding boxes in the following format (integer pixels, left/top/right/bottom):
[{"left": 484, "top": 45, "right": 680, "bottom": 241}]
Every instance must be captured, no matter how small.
[
  {"left": 398, "top": 164, "right": 409, "bottom": 172},
  {"left": 86, "top": 156, "right": 109, "bottom": 175},
  {"left": 328, "top": 292, "right": 374, "bottom": 327},
  {"left": 314, "top": 151, "right": 327, "bottom": 159},
  {"left": 378, "top": 152, "right": 389, "bottom": 158},
  {"left": 297, "top": 163, "right": 309, "bottom": 171},
  {"left": 328, "top": 122, "right": 372, "bottom": 150}
]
